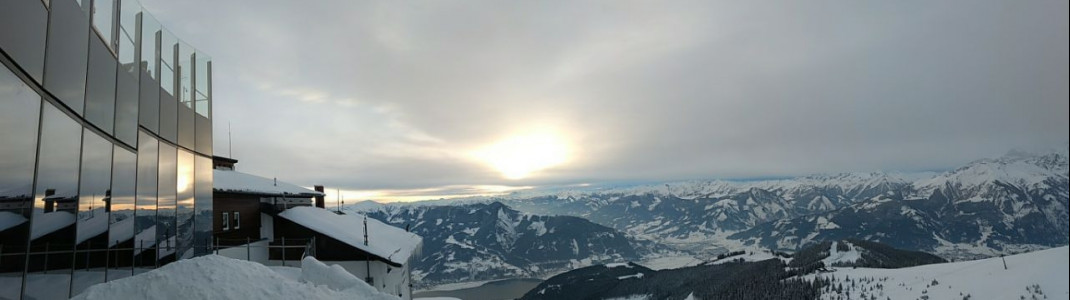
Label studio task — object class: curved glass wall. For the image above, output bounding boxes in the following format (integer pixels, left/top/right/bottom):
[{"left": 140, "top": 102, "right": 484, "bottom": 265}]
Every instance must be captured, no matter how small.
[
  {"left": 1, "top": 0, "right": 214, "bottom": 298},
  {"left": 0, "top": 65, "right": 42, "bottom": 300}
]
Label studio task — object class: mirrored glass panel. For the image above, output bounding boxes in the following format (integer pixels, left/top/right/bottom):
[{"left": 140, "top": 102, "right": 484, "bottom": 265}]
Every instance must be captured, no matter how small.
[
  {"left": 176, "top": 150, "right": 195, "bottom": 259},
  {"left": 134, "top": 131, "right": 157, "bottom": 271},
  {"left": 26, "top": 102, "right": 83, "bottom": 300},
  {"left": 0, "top": 65, "right": 42, "bottom": 300},
  {"left": 140, "top": 11, "right": 159, "bottom": 80},
  {"left": 117, "top": 0, "right": 139, "bottom": 76},
  {"left": 107, "top": 147, "right": 137, "bottom": 281},
  {"left": 115, "top": 69, "right": 139, "bottom": 146},
  {"left": 73, "top": 129, "right": 113, "bottom": 296},
  {"left": 160, "top": 29, "right": 177, "bottom": 97},
  {"left": 0, "top": 0, "right": 49, "bottom": 83},
  {"left": 195, "top": 114, "right": 212, "bottom": 156},
  {"left": 194, "top": 52, "right": 210, "bottom": 117},
  {"left": 192, "top": 155, "right": 213, "bottom": 256},
  {"left": 159, "top": 91, "right": 178, "bottom": 143},
  {"left": 91, "top": 0, "right": 115, "bottom": 51},
  {"left": 85, "top": 34, "right": 117, "bottom": 134},
  {"left": 156, "top": 143, "right": 177, "bottom": 264},
  {"left": 178, "top": 41, "right": 193, "bottom": 108},
  {"left": 44, "top": 0, "right": 91, "bottom": 114}
]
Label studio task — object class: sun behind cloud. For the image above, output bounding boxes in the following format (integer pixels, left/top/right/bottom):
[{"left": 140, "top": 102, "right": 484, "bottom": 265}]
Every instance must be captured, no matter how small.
[{"left": 474, "top": 132, "right": 570, "bottom": 180}]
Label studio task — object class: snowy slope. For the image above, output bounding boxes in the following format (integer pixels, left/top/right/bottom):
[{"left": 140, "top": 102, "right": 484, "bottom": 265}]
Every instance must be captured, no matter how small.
[
  {"left": 72, "top": 255, "right": 399, "bottom": 300},
  {"left": 812, "top": 246, "right": 1069, "bottom": 300}
]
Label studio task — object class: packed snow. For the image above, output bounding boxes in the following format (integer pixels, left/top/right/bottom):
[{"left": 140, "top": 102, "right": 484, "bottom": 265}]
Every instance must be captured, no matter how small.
[
  {"left": 72, "top": 255, "right": 398, "bottom": 300},
  {"left": 213, "top": 169, "right": 324, "bottom": 196},
  {"left": 812, "top": 246, "right": 1069, "bottom": 300},
  {"left": 278, "top": 206, "right": 422, "bottom": 265}
]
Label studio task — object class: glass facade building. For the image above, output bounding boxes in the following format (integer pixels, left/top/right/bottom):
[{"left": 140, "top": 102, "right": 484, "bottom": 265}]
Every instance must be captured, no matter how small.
[{"left": 1, "top": 0, "right": 214, "bottom": 298}]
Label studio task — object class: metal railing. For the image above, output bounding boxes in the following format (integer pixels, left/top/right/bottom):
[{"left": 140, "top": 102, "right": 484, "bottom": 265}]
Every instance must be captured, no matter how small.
[
  {"left": 211, "top": 236, "right": 316, "bottom": 267},
  {"left": 0, "top": 236, "right": 316, "bottom": 282}
]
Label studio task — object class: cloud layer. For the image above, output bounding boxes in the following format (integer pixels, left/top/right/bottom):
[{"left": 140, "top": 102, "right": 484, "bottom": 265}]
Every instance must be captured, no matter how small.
[{"left": 141, "top": 0, "right": 1069, "bottom": 200}]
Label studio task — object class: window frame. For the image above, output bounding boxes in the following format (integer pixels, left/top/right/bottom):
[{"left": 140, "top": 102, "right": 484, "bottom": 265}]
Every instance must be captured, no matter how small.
[
  {"left": 233, "top": 211, "right": 240, "bottom": 230},
  {"left": 221, "top": 211, "right": 230, "bottom": 231}
]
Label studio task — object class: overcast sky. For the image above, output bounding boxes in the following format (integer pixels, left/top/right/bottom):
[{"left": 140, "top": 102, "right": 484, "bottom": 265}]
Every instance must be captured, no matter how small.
[{"left": 140, "top": 0, "right": 1068, "bottom": 202}]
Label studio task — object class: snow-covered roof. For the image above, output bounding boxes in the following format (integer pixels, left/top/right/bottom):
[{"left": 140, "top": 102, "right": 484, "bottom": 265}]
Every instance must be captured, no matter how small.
[
  {"left": 213, "top": 169, "right": 324, "bottom": 197},
  {"left": 278, "top": 206, "right": 422, "bottom": 266},
  {"left": 30, "top": 210, "right": 75, "bottom": 240},
  {"left": 0, "top": 211, "right": 28, "bottom": 232}
]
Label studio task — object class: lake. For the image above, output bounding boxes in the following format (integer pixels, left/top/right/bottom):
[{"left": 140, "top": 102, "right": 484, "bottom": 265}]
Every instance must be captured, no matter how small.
[{"left": 413, "top": 278, "right": 543, "bottom": 300}]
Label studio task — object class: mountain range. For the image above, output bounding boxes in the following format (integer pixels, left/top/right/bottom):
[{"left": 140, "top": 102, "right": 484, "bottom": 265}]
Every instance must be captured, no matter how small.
[
  {"left": 501, "top": 150, "right": 1068, "bottom": 258},
  {"left": 350, "top": 149, "right": 1068, "bottom": 286},
  {"left": 352, "top": 202, "right": 659, "bottom": 287}
]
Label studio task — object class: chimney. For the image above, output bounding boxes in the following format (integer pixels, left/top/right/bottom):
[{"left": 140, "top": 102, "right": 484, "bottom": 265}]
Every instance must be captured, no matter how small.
[
  {"left": 43, "top": 189, "right": 56, "bottom": 212},
  {"left": 314, "top": 185, "right": 325, "bottom": 208}
]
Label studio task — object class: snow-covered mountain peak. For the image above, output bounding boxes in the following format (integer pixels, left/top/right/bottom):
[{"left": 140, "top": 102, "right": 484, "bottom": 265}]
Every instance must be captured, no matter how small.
[{"left": 915, "top": 150, "right": 1068, "bottom": 193}]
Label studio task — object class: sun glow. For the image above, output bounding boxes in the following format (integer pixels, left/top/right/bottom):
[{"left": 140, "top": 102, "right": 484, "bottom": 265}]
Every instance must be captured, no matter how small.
[{"left": 474, "top": 132, "right": 570, "bottom": 180}]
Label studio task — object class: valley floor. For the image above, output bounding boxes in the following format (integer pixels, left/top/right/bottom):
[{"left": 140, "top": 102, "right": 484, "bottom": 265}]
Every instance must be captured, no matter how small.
[{"left": 810, "top": 246, "right": 1069, "bottom": 300}]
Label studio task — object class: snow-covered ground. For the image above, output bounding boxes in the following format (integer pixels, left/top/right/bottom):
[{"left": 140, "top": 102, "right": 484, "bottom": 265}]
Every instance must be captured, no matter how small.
[
  {"left": 821, "top": 241, "right": 862, "bottom": 267},
  {"left": 637, "top": 255, "right": 704, "bottom": 270},
  {"left": 812, "top": 246, "right": 1069, "bottom": 300},
  {"left": 72, "top": 255, "right": 400, "bottom": 300}
]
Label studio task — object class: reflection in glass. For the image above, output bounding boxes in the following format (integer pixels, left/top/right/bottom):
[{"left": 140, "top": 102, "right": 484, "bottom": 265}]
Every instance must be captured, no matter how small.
[
  {"left": 114, "top": 0, "right": 140, "bottom": 146},
  {"left": 85, "top": 34, "right": 117, "bottom": 134},
  {"left": 160, "top": 29, "right": 176, "bottom": 97},
  {"left": 138, "top": 13, "right": 160, "bottom": 133},
  {"left": 193, "top": 155, "right": 213, "bottom": 256},
  {"left": 140, "top": 11, "right": 159, "bottom": 80},
  {"left": 108, "top": 147, "right": 137, "bottom": 280},
  {"left": 43, "top": 0, "right": 90, "bottom": 115},
  {"left": 0, "top": 66, "right": 42, "bottom": 300},
  {"left": 134, "top": 131, "right": 157, "bottom": 270},
  {"left": 178, "top": 41, "right": 193, "bottom": 107},
  {"left": 157, "top": 143, "right": 177, "bottom": 264},
  {"left": 73, "top": 129, "right": 113, "bottom": 295},
  {"left": 26, "top": 102, "right": 83, "bottom": 299},
  {"left": 176, "top": 150, "right": 195, "bottom": 259},
  {"left": 91, "top": 0, "right": 115, "bottom": 51},
  {"left": 194, "top": 52, "right": 210, "bottom": 117},
  {"left": 117, "top": 0, "right": 139, "bottom": 76},
  {"left": 115, "top": 69, "right": 139, "bottom": 146}
]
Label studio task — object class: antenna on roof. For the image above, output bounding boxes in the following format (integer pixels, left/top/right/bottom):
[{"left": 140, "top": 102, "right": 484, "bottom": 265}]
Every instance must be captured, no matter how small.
[
  {"left": 363, "top": 215, "right": 369, "bottom": 246},
  {"left": 228, "top": 121, "right": 233, "bottom": 157}
]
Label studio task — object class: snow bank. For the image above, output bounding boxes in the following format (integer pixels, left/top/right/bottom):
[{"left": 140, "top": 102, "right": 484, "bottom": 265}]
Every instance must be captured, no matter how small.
[{"left": 72, "top": 255, "right": 398, "bottom": 300}]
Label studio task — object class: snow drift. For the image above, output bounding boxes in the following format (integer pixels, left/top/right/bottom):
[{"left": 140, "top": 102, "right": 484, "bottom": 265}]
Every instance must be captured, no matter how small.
[{"left": 72, "top": 255, "right": 399, "bottom": 300}]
